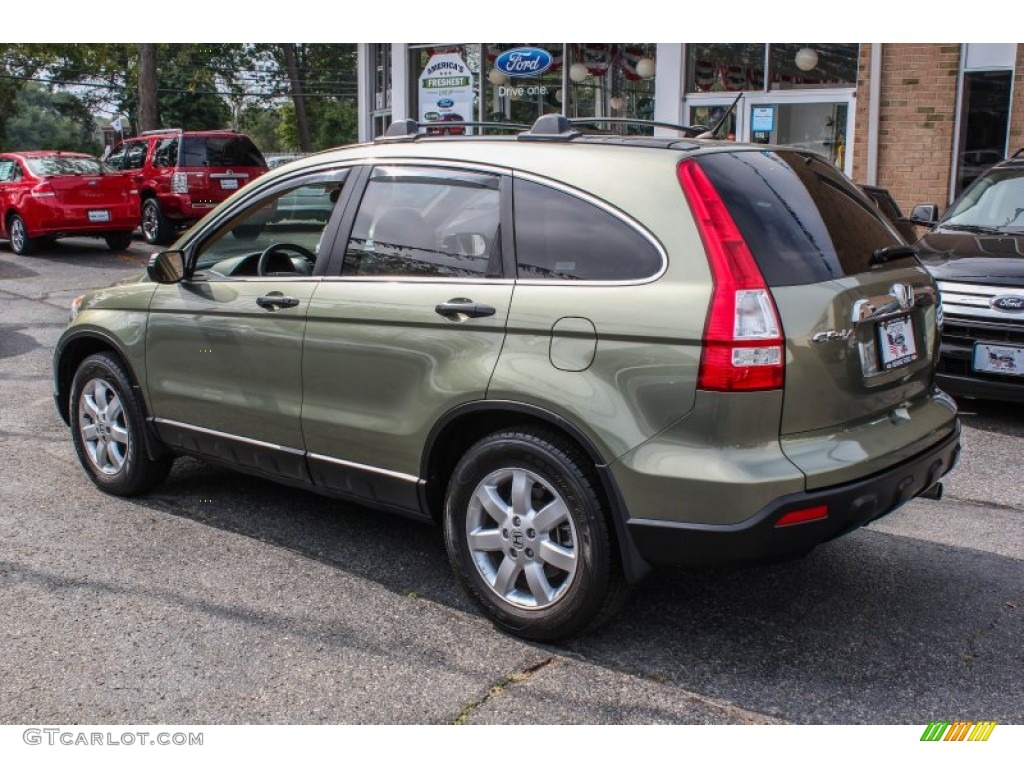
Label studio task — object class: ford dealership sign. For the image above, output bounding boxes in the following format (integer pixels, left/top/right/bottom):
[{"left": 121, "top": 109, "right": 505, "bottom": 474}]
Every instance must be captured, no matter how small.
[{"left": 495, "top": 47, "right": 553, "bottom": 77}]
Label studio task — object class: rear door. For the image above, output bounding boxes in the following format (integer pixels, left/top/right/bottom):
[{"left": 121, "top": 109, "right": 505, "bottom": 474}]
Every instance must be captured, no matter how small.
[
  {"left": 698, "top": 150, "right": 954, "bottom": 487},
  {"left": 300, "top": 164, "right": 513, "bottom": 510}
]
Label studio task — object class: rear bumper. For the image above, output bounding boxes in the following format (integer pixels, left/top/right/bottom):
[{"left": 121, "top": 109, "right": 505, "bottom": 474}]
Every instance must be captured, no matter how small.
[
  {"left": 936, "top": 371, "right": 1024, "bottom": 404},
  {"left": 626, "top": 422, "right": 961, "bottom": 567}
]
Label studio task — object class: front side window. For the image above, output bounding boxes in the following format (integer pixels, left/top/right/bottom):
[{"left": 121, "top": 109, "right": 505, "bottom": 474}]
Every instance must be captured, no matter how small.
[
  {"left": 123, "top": 141, "right": 148, "bottom": 170},
  {"left": 193, "top": 170, "right": 350, "bottom": 278},
  {"left": 512, "top": 178, "right": 662, "bottom": 281},
  {"left": 153, "top": 138, "right": 179, "bottom": 168},
  {"left": 105, "top": 145, "right": 128, "bottom": 170},
  {"left": 344, "top": 167, "right": 501, "bottom": 278}
]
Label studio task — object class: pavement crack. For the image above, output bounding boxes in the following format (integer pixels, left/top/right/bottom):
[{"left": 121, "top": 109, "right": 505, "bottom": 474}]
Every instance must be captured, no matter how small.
[{"left": 451, "top": 656, "right": 557, "bottom": 725}]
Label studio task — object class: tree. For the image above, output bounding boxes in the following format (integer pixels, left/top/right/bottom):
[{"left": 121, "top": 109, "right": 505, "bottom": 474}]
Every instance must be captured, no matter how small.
[{"left": 5, "top": 84, "right": 100, "bottom": 153}]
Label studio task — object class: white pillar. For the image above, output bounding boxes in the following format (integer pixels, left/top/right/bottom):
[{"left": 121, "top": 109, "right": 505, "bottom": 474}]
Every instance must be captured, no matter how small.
[
  {"left": 357, "top": 44, "right": 372, "bottom": 143},
  {"left": 391, "top": 44, "right": 410, "bottom": 123},
  {"left": 653, "top": 44, "right": 685, "bottom": 137}
]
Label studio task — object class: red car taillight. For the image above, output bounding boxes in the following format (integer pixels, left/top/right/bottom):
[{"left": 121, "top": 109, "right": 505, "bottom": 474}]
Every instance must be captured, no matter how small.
[
  {"left": 678, "top": 159, "right": 785, "bottom": 392},
  {"left": 30, "top": 182, "right": 56, "bottom": 198},
  {"left": 170, "top": 172, "right": 188, "bottom": 194}
]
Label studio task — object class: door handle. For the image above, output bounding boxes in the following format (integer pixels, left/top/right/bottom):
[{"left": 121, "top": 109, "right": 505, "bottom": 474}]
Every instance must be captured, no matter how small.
[
  {"left": 435, "top": 299, "right": 496, "bottom": 318},
  {"left": 256, "top": 292, "right": 300, "bottom": 310}
]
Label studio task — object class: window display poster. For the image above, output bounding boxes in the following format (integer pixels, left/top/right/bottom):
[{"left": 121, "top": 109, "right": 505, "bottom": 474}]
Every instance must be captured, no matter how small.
[
  {"left": 752, "top": 106, "right": 775, "bottom": 133},
  {"left": 419, "top": 52, "right": 475, "bottom": 135}
]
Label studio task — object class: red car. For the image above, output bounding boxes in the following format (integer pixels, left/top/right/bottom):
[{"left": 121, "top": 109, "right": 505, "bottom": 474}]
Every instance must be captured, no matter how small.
[{"left": 0, "top": 151, "right": 140, "bottom": 255}]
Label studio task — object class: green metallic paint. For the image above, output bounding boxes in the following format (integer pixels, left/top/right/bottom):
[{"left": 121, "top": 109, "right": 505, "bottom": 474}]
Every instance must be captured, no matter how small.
[
  {"left": 145, "top": 278, "right": 318, "bottom": 448},
  {"left": 300, "top": 279, "right": 514, "bottom": 477}
]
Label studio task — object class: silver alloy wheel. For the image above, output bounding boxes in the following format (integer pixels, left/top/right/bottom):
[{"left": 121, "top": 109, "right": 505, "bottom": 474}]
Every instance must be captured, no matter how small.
[
  {"left": 466, "top": 467, "right": 579, "bottom": 609},
  {"left": 78, "top": 378, "right": 130, "bottom": 475},
  {"left": 10, "top": 217, "right": 26, "bottom": 252},
  {"left": 141, "top": 202, "right": 159, "bottom": 242}
]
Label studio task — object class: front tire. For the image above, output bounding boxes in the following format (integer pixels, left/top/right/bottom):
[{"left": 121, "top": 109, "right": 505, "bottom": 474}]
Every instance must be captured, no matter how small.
[
  {"left": 8, "top": 214, "right": 35, "bottom": 255},
  {"left": 141, "top": 198, "right": 174, "bottom": 246},
  {"left": 69, "top": 352, "right": 172, "bottom": 496},
  {"left": 443, "top": 428, "right": 627, "bottom": 642}
]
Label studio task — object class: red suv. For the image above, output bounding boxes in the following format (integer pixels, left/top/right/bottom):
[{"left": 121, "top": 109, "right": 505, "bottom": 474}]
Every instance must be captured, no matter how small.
[{"left": 105, "top": 129, "right": 267, "bottom": 245}]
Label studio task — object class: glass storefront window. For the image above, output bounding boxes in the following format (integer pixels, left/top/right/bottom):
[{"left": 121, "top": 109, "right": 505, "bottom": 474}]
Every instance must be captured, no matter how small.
[
  {"left": 689, "top": 105, "right": 737, "bottom": 139},
  {"left": 768, "top": 44, "right": 858, "bottom": 90},
  {"left": 686, "top": 44, "right": 766, "bottom": 93},
  {"left": 749, "top": 102, "right": 849, "bottom": 172},
  {"left": 409, "top": 44, "right": 481, "bottom": 134},
  {"left": 956, "top": 70, "right": 1012, "bottom": 193},
  {"left": 565, "top": 44, "right": 657, "bottom": 134},
  {"left": 483, "top": 44, "right": 565, "bottom": 126}
]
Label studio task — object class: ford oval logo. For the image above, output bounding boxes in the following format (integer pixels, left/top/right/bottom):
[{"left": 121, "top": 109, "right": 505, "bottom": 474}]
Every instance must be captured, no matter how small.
[
  {"left": 495, "top": 47, "right": 553, "bottom": 77},
  {"left": 992, "top": 295, "right": 1024, "bottom": 312},
  {"left": 436, "top": 97, "right": 454, "bottom": 108}
]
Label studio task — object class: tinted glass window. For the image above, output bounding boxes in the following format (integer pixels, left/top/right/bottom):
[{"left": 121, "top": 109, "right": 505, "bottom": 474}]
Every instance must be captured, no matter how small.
[
  {"left": 24, "top": 156, "right": 111, "bottom": 176},
  {"left": 181, "top": 136, "right": 265, "bottom": 167},
  {"left": 698, "top": 150, "right": 901, "bottom": 286},
  {"left": 344, "top": 167, "right": 501, "bottom": 278},
  {"left": 0, "top": 159, "right": 19, "bottom": 182},
  {"left": 104, "top": 146, "right": 127, "bottom": 170},
  {"left": 513, "top": 179, "right": 662, "bottom": 280},
  {"left": 153, "top": 138, "right": 179, "bottom": 168},
  {"left": 123, "top": 142, "right": 148, "bottom": 170}
]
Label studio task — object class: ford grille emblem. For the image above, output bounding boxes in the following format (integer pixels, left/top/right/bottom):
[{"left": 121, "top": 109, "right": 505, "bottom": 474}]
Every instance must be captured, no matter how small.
[
  {"left": 495, "top": 47, "right": 553, "bottom": 77},
  {"left": 992, "top": 295, "right": 1024, "bottom": 312}
]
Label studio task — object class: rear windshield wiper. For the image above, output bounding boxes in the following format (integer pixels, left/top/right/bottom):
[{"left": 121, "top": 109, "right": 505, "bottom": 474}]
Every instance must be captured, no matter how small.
[{"left": 870, "top": 245, "right": 919, "bottom": 267}]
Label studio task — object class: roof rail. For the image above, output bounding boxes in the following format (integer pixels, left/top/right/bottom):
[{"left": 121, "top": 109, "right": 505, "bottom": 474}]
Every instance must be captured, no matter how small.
[
  {"left": 139, "top": 128, "right": 183, "bottom": 136},
  {"left": 567, "top": 117, "right": 705, "bottom": 138},
  {"left": 518, "top": 114, "right": 582, "bottom": 142},
  {"left": 376, "top": 119, "right": 529, "bottom": 142}
]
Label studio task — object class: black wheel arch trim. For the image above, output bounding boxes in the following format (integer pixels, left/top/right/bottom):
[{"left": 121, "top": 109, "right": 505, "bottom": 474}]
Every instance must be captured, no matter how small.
[
  {"left": 421, "top": 399, "right": 653, "bottom": 583},
  {"left": 54, "top": 328, "right": 167, "bottom": 461}
]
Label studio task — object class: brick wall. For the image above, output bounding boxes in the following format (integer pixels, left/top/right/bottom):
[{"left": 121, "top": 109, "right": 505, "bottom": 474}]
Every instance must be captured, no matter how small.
[{"left": 852, "top": 43, "right": 961, "bottom": 214}]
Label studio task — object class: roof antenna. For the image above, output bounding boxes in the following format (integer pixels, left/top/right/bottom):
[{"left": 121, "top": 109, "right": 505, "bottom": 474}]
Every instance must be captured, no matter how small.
[{"left": 696, "top": 92, "right": 743, "bottom": 140}]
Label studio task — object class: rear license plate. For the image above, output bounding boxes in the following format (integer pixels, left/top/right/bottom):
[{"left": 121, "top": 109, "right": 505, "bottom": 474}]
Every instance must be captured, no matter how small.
[
  {"left": 877, "top": 315, "right": 918, "bottom": 369},
  {"left": 973, "top": 343, "right": 1024, "bottom": 376},
  {"left": 220, "top": 178, "right": 239, "bottom": 190},
  {"left": 88, "top": 210, "right": 110, "bottom": 222}
]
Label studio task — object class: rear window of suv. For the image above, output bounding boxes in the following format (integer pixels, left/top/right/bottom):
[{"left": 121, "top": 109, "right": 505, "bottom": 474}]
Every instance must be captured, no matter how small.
[
  {"left": 180, "top": 136, "right": 265, "bottom": 168},
  {"left": 698, "top": 150, "right": 902, "bottom": 286}
]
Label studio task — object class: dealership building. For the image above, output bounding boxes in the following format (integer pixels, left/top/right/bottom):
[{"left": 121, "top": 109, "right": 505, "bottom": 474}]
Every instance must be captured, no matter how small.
[{"left": 355, "top": 43, "right": 1024, "bottom": 216}]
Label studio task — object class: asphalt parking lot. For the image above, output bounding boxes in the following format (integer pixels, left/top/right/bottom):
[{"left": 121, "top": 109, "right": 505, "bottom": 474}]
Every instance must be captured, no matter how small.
[{"left": 0, "top": 236, "right": 1021, "bottom": 726}]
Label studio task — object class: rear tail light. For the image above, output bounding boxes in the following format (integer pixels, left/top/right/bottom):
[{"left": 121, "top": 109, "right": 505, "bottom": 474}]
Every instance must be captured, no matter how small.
[
  {"left": 30, "top": 182, "right": 56, "bottom": 198},
  {"left": 678, "top": 159, "right": 785, "bottom": 391},
  {"left": 170, "top": 172, "right": 188, "bottom": 194}
]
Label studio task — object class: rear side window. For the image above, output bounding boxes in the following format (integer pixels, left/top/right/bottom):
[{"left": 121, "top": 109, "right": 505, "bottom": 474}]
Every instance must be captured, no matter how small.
[
  {"left": 153, "top": 138, "right": 179, "bottom": 168},
  {"left": 181, "top": 136, "right": 265, "bottom": 168},
  {"left": 513, "top": 179, "right": 662, "bottom": 281},
  {"left": 698, "top": 151, "right": 902, "bottom": 286}
]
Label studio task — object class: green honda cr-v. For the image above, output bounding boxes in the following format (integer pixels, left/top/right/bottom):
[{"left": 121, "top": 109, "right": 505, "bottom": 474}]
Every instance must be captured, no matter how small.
[{"left": 54, "top": 116, "right": 961, "bottom": 641}]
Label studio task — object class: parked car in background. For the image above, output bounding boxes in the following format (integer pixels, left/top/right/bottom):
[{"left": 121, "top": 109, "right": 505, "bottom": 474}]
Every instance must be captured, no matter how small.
[
  {"left": 913, "top": 152, "right": 1024, "bottom": 403},
  {"left": 105, "top": 128, "right": 267, "bottom": 245},
  {"left": 0, "top": 151, "right": 139, "bottom": 254},
  {"left": 55, "top": 115, "right": 960, "bottom": 641}
]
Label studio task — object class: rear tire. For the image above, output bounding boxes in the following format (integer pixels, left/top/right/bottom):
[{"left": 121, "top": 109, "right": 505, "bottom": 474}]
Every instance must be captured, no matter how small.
[
  {"left": 443, "top": 428, "right": 628, "bottom": 642},
  {"left": 141, "top": 198, "right": 174, "bottom": 246},
  {"left": 69, "top": 352, "right": 172, "bottom": 496},
  {"left": 104, "top": 231, "right": 134, "bottom": 251},
  {"left": 8, "top": 214, "right": 35, "bottom": 255}
]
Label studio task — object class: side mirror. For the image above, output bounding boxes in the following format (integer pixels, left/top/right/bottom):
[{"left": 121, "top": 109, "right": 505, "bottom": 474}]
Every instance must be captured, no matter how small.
[
  {"left": 147, "top": 250, "right": 186, "bottom": 284},
  {"left": 910, "top": 204, "right": 939, "bottom": 226}
]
